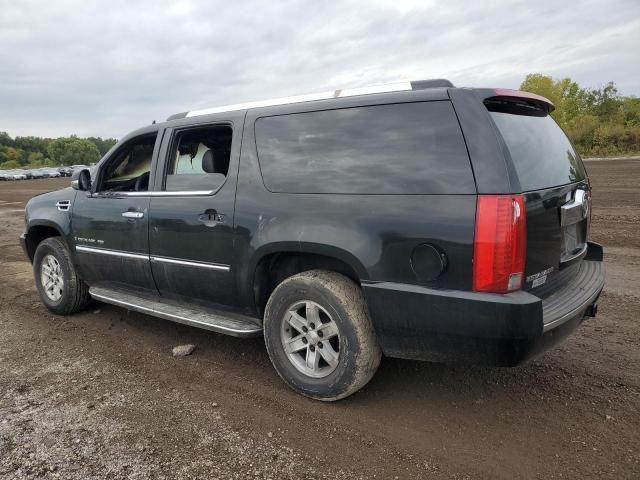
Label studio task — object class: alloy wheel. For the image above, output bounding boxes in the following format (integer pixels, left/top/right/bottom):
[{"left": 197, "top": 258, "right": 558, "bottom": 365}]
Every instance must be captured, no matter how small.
[
  {"left": 280, "top": 300, "right": 341, "bottom": 378},
  {"left": 40, "top": 254, "right": 64, "bottom": 302}
]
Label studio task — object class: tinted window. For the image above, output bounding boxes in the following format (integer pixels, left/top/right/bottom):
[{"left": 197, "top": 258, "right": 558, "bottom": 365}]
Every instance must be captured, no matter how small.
[
  {"left": 255, "top": 101, "right": 475, "bottom": 194},
  {"left": 487, "top": 100, "right": 586, "bottom": 191}
]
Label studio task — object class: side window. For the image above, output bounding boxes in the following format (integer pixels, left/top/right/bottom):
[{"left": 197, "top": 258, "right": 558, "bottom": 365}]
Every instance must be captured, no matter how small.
[
  {"left": 99, "top": 134, "right": 156, "bottom": 193},
  {"left": 165, "top": 125, "right": 232, "bottom": 192},
  {"left": 254, "top": 101, "right": 475, "bottom": 195}
]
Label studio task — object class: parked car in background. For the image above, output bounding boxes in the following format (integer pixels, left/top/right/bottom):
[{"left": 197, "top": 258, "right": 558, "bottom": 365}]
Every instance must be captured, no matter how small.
[
  {"left": 0, "top": 167, "right": 69, "bottom": 181},
  {"left": 42, "top": 168, "right": 61, "bottom": 178},
  {"left": 31, "top": 169, "right": 46, "bottom": 179},
  {"left": 70, "top": 164, "right": 89, "bottom": 174},
  {"left": 2, "top": 170, "right": 27, "bottom": 180}
]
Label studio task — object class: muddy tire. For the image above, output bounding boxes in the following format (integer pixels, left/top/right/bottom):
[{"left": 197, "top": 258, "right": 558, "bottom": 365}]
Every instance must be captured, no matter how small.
[
  {"left": 33, "top": 237, "right": 91, "bottom": 315},
  {"left": 263, "top": 270, "right": 381, "bottom": 401}
]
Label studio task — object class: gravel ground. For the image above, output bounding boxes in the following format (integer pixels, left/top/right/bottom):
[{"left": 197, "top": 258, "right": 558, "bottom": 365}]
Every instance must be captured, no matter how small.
[{"left": 0, "top": 160, "right": 639, "bottom": 479}]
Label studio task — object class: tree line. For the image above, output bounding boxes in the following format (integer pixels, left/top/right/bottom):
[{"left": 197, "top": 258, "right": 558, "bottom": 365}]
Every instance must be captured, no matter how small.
[
  {"left": 1, "top": 74, "right": 639, "bottom": 169},
  {"left": 0, "top": 134, "right": 116, "bottom": 170},
  {"left": 520, "top": 74, "right": 640, "bottom": 156}
]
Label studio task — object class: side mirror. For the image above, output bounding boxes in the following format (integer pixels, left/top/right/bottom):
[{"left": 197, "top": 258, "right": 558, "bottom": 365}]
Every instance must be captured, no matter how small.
[{"left": 71, "top": 169, "right": 91, "bottom": 191}]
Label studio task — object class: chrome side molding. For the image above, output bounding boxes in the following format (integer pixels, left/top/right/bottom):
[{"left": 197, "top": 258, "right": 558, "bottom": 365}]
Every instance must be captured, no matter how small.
[
  {"left": 150, "top": 256, "right": 230, "bottom": 271},
  {"left": 94, "top": 190, "right": 215, "bottom": 198},
  {"left": 75, "top": 245, "right": 149, "bottom": 260},
  {"left": 74, "top": 245, "right": 230, "bottom": 271}
]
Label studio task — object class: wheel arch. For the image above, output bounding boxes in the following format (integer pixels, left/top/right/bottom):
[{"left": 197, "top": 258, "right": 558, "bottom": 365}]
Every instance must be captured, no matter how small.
[
  {"left": 251, "top": 243, "right": 368, "bottom": 317},
  {"left": 25, "top": 222, "right": 68, "bottom": 262}
]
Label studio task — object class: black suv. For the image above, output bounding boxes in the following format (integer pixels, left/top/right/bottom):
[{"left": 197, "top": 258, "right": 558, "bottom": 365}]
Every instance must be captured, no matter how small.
[{"left": 20, "top": 79, "right": 604, "bottom": 401}]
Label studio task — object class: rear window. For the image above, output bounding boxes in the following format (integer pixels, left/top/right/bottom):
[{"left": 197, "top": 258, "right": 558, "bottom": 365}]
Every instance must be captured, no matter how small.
[
  {"left": 254, "top": 101, "right": 475, "bottom": 194},
  {"left": 486, "top": 100, "right": 586, "bottom": 191}
]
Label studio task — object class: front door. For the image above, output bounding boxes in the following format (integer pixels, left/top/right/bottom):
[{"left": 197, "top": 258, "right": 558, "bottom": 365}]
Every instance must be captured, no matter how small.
[
  {"left": 148, "top": 118, "right": 242, "bottom": 308},
  {"left": 72, "top": 131, "right": 161, "bottom": 291}
]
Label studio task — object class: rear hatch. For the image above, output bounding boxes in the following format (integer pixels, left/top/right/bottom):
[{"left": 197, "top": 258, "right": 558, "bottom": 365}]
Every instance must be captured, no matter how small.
[{"left": 484, "top": 92, "right": 590, "bottom": 299}]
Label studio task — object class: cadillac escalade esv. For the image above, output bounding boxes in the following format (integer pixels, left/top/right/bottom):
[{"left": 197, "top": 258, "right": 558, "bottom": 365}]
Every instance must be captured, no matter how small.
[{"left": 20, "top": 79, "right": 605, "bottom": 401}]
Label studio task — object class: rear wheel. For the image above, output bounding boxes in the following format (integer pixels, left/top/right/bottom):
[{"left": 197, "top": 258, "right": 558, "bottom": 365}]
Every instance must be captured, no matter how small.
[
  {"left": 263, "top": 270, "right": 381, "bottom": 401},
  {"left": 33, "top": 237, "right": 91, "bottom": 315}
]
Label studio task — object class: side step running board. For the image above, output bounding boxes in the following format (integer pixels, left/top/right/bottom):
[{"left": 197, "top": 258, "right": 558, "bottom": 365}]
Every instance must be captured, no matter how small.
[{"left": 89, "top": 285, "right": 263, "bottom": 338}]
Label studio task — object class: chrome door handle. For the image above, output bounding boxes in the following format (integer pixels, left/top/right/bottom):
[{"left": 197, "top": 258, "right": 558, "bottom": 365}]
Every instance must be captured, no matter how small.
[
  {"left": 122, "top": 211, "right": 144, "bottom": 219},
  {"left": 198, "top": 209, "right": 225, "bottom": 227}
]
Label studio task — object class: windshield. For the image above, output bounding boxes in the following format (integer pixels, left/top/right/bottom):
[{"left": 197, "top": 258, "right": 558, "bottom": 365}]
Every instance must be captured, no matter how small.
[{"left": 486, "top": 100, "right": 586, "bottom": 191}]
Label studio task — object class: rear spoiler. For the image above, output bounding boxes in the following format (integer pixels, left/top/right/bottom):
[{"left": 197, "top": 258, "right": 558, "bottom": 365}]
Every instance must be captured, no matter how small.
[{"left": 474, "top": 88, "right": 555, "bottom": 113}]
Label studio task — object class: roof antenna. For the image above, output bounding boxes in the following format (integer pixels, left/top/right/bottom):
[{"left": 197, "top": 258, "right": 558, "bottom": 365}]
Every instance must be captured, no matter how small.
[{"left": 152, "top": 120, "right": 156, "bottom": 124}]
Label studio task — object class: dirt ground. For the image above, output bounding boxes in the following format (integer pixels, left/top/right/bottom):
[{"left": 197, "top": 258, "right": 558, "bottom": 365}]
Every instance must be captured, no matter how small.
[{"left": 0, "top": 161, "right": 639, "bottom": 479}]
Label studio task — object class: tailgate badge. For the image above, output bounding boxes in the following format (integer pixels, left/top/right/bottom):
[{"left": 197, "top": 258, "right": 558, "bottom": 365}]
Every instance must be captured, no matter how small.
[
  {"left": 527, "top": 267, "right": 554, "bottom": 288},
  {"left": 532, "top": 276, "right": 547, "bottom": 288}
]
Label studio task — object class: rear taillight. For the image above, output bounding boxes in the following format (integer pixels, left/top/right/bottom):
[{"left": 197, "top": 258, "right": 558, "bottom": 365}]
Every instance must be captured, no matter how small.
[{"left": 473, "top": 195, "right": 526, "bottom": 293}]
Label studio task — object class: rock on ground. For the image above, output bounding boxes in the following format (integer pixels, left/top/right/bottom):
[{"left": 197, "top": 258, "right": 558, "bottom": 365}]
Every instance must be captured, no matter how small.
[{"left": 172, "top": 344, "right": 196, "bottom": 357}]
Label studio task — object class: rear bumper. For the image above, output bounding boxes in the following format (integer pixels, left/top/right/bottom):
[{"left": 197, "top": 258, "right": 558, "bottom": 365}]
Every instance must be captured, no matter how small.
[{"left": 363, "top": 253, "right": 605, "bottom": 366}]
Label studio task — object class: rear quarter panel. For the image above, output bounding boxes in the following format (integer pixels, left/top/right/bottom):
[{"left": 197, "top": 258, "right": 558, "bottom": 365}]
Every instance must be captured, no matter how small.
[{"left": 233, "top": 109, "right": 477, "bottom": 314}]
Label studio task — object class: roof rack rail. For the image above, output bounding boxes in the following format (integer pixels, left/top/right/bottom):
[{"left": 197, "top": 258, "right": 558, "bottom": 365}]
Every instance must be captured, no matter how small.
[
  {"left": 410, "top": 79, "right": 455, "bottom": 89},
  {"left": 167, "top": 78, "right": 454, "bottom": 121}
]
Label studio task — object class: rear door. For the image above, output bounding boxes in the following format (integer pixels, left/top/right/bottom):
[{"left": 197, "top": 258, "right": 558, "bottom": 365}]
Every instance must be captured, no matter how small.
[
  {"left": 148, "top": 116, "right": 243, "bottom": 308},
  {"left": 484, "top": 96, "right": 590, "bottom": 297}
]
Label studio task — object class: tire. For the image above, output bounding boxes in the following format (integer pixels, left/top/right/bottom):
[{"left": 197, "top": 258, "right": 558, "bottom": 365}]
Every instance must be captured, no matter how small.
[
  {"left": 263, "top": 270, "right": 381, "bottom": 401},
  {"left": 33, "top": 237, "right": 91, "bottom": 315}
]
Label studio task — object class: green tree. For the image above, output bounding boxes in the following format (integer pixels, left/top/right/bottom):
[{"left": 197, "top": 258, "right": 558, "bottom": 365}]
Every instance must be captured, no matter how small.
[
  {"left": 0, "top": 133, "right": 120, "bottom": 168},
  {"left": 0, "top": 131, "right": 14, "bottom": 147},
  {"left": 47, "top": 137, "right": 101, "bottom": 166},
  {"left": 565, "top": 114, "right": 600, "bottom": 153},
  {"left": 519, "top": 74, "right": 640, "bottom": 156},
  {"left": 519, "top": 74, "right": 588, "bottom": 128},
  {"left": 87, "top": 137, "right": 117, "bottom": 156},
  {"left": 4, "top": 147, "right": 20, "bottom": 163},
  {"left": 14, "top": 136, "right": 50, "bottom": 156},
  {"left": 0, "top": 160, "right": 21, "bottom": 169},
  {"left": 622, "top": 96, "right": 640, "bottom": 127},
  {"left": 520, "top": 74, "right": 558, "bottom": 104},
  {"left": 27, "top": 151, "right": 45, "bottom": 166},
  {"left": 585, "top": 82, "right": 623, "bottom": 124}
]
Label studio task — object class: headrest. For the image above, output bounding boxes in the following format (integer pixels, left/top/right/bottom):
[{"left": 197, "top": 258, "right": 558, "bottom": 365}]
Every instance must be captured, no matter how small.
[
  {"left": 178, "top": 141, "right": 198, "bottom": 157},
  {"left": 202, "top": 150, "right": 215, "bottom": 173}
]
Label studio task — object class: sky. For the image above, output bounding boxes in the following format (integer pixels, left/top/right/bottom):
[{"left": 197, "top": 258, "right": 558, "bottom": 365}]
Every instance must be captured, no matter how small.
[{"left": 1, "top": 0, "right": 639, "bottom": 139}]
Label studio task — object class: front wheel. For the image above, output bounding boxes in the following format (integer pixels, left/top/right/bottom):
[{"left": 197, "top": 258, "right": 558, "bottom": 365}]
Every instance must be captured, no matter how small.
[
  {"left": 33, "top": 237, "right": 91, "bottom": 315},
  {"left": 263, "top": 270, "right": 381, "bottom": 401}
]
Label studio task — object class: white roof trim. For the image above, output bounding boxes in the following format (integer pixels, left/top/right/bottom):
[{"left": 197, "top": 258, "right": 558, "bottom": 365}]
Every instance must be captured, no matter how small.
[{"left": 185, "top": 81, "right": 413, "bottom": 118}]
